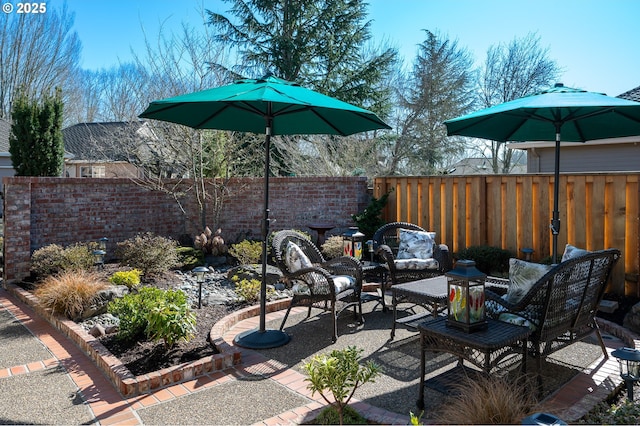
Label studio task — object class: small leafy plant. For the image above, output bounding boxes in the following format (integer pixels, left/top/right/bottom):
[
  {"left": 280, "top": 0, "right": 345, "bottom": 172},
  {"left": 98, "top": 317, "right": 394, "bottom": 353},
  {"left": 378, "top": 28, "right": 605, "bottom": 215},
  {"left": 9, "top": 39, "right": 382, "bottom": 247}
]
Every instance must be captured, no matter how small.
[
  {"left": 34, "top": 270, "right": 110, "bottom": 320},
  {"left": 231, "top": 276, "right": 273, "bottom": 303},
  {"left": 108, "top": 269, "right": 142, "bottom": 289},
  {"left": 228, "top": 239, "right": 262, "bottom": 265},
  {"left": 115, "top": 233, "right": 179, "bottom": 276},
  {"left": 108, "top": 287, "right": 196, "bottom": 347},
  {"left": 303, "top": 346, "right": 381, "bottom": 425}
]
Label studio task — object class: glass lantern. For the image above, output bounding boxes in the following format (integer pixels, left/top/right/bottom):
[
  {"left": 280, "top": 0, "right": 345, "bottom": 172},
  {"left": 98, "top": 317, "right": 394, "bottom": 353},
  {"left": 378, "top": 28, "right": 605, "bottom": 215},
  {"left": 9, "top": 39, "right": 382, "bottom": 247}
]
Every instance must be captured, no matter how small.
[
  {"left": 92, "top": 249, "right": 106, "bottom": 269},
  {"left": 343, "top": 227, "right": 365, "bottom": 260},
  {"left": 192, "top": 266, "right": 210, "bottom": 309},
  {"left": 612, "top": 347, "right": 640, "bottom": 400},
  {"left": 446, "top": 259, "right": 487, "bottom": 333}
]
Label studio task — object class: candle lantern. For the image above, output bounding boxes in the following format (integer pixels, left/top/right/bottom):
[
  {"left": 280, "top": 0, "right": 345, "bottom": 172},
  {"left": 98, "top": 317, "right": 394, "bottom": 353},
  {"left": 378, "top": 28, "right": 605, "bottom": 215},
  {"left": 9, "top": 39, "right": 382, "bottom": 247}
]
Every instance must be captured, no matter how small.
[
  {"left": 92, "top": 249, "right": 106, "bottom": 269},
  {"left": 192, "top": 266, "right": 210, "bottom": 309},
  {"left": 612, "top": 347, "right": 640, "bottom": 400},
  {"left": 342, "top": 227, "right": 365, "bottom": 260},
  {"left": 446, "top": 260, "right": 487, "bottom": 332}
]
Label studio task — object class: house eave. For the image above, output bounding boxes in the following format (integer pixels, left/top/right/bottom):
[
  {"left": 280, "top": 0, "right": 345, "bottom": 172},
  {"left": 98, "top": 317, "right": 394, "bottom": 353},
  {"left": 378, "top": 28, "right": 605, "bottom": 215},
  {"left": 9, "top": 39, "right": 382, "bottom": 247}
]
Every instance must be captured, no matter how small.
[{"left": 508, "top": 135, "right": 640, "bottom": 150}]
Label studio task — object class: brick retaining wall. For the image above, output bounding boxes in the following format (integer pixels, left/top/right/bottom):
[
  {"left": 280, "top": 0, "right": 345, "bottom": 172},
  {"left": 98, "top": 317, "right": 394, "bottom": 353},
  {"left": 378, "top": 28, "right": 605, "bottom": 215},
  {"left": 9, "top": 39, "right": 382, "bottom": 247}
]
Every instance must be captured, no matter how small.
[{"left": 3, "top": 176, "right": 369, "bottom": 283}]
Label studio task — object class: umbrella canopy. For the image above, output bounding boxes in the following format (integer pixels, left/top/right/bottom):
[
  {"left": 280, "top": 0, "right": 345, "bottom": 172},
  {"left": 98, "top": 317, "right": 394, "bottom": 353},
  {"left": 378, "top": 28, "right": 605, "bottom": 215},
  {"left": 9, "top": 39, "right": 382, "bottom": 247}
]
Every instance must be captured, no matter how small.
[
  {"left": 139, "top": 74, "right": 390, "bottom": 136},
  {"left": 140, "top": 74, "right": 391, "bottom": 349},
  {"left": 444, "top": 83, "right": 640, "bottom": 262}
]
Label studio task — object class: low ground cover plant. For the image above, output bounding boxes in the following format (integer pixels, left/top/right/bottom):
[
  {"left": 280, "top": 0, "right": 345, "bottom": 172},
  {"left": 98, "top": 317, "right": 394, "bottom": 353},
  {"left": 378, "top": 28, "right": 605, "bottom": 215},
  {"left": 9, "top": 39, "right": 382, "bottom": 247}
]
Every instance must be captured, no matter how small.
[
  {"left": 108, "top": 269, "right": 142, "bottom": 289},
  {"left": 34, "top": 270, "right": 110, "bottom": 320}
]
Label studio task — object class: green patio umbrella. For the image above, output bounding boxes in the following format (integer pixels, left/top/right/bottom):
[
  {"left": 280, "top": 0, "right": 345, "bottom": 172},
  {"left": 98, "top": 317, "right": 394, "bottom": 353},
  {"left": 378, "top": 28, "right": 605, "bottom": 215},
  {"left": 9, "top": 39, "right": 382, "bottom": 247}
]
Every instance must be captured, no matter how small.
[
  {"left": 444, "top": 83, "right": 640, "bottom": 263},
  {"left": 139, "top": 74, "right": 391, "bottom": 349}
]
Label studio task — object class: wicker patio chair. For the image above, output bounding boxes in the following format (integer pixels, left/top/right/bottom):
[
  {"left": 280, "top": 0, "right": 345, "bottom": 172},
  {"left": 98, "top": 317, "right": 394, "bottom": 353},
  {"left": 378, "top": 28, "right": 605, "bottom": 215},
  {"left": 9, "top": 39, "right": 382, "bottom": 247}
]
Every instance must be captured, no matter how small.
[
  {"left": 485, "top": 248, "right": 620, "bottom": 392},
  {"left": 271, "top": 229, "right": 363, "bottom": 343},
  {"left": 372, "top": 222, "right": 453, "bottom": 287}
]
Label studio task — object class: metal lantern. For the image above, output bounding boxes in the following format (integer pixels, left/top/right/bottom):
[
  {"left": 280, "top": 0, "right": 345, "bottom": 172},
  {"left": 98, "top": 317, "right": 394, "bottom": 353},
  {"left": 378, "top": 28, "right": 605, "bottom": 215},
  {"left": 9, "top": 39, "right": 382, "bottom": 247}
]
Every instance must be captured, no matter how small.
[
  {"left": 98, "top": 237, "right": 109, "bottom": 251},
  {"left": 92, "top": 249, "right": 106, "bottom": 269},
  {"left": 446, "top": 260, "right": 487, "bottom": 333},
  {"left": 612, "top": 347, "right": 640, "bottom": 400},
  {"left": 343, "top": 227, "right": 365, "bottom": 260},
  {"left": 192, "top": 266, "right": 210, "bottom": 309}
]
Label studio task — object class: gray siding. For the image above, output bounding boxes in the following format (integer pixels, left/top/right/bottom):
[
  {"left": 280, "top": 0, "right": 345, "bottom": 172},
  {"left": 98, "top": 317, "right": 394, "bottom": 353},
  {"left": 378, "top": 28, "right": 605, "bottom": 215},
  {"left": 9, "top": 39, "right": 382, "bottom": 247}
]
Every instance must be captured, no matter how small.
[{"left": 527, "top": 142, "right": 640, "bottom": 173}]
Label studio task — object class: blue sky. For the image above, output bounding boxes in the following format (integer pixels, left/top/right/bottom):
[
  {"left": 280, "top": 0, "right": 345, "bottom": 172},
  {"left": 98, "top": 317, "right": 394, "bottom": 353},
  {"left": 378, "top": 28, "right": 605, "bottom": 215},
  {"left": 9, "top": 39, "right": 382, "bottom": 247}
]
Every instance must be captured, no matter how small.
[{"left": 42, "top": 0, "right": 639, "bottom": 97}]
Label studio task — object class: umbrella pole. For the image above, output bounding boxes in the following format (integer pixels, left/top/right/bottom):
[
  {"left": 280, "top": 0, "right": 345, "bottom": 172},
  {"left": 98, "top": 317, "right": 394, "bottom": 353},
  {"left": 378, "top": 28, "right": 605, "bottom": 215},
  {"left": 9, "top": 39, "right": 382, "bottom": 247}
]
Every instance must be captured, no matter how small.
[
  {"left": 551, "top": 126, "right": 561, "bottom": 264},
  {"left": 234, "top": 117, "right": 290, "bottom": 349}
]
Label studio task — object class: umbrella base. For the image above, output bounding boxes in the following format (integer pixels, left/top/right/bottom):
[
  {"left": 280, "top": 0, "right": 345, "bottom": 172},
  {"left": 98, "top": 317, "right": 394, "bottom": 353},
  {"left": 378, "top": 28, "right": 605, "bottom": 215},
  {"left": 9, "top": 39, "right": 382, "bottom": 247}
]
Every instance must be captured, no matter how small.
[{"left": 233, "top": 328, "right": 290, "bottom": 349}]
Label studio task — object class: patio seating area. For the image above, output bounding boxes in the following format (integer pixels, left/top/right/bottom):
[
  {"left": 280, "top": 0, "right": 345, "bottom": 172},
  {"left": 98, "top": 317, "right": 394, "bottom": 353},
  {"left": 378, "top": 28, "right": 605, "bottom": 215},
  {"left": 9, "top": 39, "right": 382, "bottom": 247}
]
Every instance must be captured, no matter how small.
[{"left": 0, "top": 275, "right": 634, "bottom": 425}]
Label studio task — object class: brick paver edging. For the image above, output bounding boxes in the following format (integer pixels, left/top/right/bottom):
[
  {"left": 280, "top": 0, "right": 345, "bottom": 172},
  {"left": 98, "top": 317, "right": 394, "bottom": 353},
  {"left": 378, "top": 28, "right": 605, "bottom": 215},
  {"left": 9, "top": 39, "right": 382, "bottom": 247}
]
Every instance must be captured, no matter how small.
[{"left": 4, "top": 282, "right": 292, "bottom": 397}]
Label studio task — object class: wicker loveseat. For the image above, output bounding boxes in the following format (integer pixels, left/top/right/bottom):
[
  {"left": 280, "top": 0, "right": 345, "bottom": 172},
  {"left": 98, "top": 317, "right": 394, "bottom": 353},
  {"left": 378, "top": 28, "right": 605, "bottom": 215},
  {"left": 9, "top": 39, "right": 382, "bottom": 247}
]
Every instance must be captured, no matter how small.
[
  {"left": 271, "top": 229, "right": 363, "bottom": 343},
  {"left": 485, "top": 248, "right": 620, "bottom": 390},
  {"left": 372, "top": 222, "right": 453, "bottom": 287}
]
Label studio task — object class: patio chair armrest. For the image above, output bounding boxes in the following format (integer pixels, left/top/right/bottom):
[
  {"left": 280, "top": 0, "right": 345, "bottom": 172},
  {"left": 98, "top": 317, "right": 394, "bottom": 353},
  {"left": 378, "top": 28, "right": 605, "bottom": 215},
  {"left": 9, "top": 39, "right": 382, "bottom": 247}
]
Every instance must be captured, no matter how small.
[
  {"left": 433, "top": 244, "right": 453, "bottom": 272},
  {"left": 322, "top": 256, "right": 363, "bottom": 288},
  {"left": 374, "top": 244, "right": 396, "bottom": 272},
  {"left": 288, "top": 266, "right": 337, "bottom": 296},
  {"left": 486, "top": 276, "right": 510, "bottom": 296}
]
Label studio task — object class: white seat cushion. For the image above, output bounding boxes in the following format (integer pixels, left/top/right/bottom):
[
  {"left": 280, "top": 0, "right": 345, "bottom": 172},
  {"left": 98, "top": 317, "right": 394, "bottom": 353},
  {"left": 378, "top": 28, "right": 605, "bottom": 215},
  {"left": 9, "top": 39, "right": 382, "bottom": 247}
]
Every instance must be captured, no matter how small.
[
  {"left": 285, "top": 241, "right": 313, "bottom": 273},
  {"left": 332, "top": 275, "right": 356, "bottom": 293},
  {"left": 396, "top": 229, "right": 435, "bottom": 260},
  {"left": 394, "top": 258, "right": 439, "bottom": 270}
]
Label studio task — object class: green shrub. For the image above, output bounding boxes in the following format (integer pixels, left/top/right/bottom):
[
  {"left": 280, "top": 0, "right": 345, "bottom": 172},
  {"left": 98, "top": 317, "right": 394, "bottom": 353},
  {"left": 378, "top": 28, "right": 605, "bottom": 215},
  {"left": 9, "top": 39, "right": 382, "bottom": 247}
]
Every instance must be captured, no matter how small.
[
  {"left": 31, "top": 242, "right": 96, "bottom": 279},
  {"left": 351, "top": 191, "right": 391, "bottom": 240},
  {"left": 228, "top": 240, "right": 263, "bottom": 264},
  {"left": 108, "top": 269, "right": 142, "bottom": 289},
  {"left": 454, "top": 245, "right": 513, "bottom": 275},
  {"left": 147, "top": 298, "right": 196, "bottom": 347},
  {"left": 177, "top": 246, "right": 204, "bottom": 270},
  {"left": 321, "top": 235, "right": 344, "bottom": 259},
  {"left": 108, "top": 286, "right": 195, "bottom": 347},
  {"left": 303, "top": 346, "right": 381, "bottom": 426},
  {"left": 232, "top": 277, "right": 273, "bottom": 303},
  {"left": 34, "top": 270, "right": 109, "bottom": 320},
  {"left": 115, "top": 233, "right": 179, "bottom": 276}
]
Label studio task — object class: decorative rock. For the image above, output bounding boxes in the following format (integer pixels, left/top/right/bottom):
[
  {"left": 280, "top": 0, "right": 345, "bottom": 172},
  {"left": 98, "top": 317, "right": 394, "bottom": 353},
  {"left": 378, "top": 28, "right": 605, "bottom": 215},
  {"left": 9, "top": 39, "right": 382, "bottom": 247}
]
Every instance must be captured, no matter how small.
[
  {"left": 226, "top": 264, "right": 283, "bottom": 286},
  {"left": 76, "top": 285, "right": 130, "bottom": 321},
  {"left": 623, "top": 301, "right": 640, "bottom": 334},
  {"left": 88, "top": 324, "right": 106, "bottom": 338}
]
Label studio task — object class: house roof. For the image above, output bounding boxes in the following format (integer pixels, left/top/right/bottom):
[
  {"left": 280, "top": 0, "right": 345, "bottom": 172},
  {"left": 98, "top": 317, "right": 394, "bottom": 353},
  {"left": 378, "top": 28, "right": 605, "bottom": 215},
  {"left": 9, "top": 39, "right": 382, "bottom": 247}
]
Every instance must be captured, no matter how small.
[
  {"left": 618, "top": 85, "right": 640, "bottom": 102},
  {"left": 62, "top": 121, "right": 153, "bottom": 162},
  {"left": 0, "top": 118, "right": 10, "bottom": 152}
]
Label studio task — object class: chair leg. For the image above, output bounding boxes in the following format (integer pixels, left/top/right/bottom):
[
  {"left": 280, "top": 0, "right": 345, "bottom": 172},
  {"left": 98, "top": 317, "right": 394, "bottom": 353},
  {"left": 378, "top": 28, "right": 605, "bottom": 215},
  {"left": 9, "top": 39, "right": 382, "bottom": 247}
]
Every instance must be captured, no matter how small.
[
  {"left": 593, "top": 322, "right": 609, "bottom": 359},
  {"left": 279, "top": 305, "right": 293, "bottom": 331},
  {"left": 331, "top": 303, "right": 338, "bottom": 343}
]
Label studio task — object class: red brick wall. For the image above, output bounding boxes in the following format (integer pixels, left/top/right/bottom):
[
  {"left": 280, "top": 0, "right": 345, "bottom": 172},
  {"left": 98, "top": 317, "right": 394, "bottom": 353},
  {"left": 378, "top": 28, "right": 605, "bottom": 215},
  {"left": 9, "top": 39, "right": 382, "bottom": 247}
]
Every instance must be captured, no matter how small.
[{"left": 2, "top": 176, "right": 369, "bottom": 283}]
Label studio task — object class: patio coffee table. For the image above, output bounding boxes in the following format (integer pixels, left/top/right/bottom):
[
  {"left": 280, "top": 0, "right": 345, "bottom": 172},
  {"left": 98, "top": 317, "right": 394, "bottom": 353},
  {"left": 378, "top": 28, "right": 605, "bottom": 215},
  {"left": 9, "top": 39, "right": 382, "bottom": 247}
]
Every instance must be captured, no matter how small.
[
  {"left": 390, "top": 275, "right": 448, "bottom": 339},
  {"left": 416, "top": 317, "right": 532, "bottom": 409}
]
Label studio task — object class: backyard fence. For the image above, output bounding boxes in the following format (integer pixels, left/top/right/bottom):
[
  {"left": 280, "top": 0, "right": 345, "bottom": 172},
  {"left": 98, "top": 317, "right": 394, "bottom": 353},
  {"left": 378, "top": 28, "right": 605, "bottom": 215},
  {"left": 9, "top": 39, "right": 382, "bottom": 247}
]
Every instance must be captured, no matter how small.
[{"left": 374, "top": 173, "right": 640, "bottom": 296}]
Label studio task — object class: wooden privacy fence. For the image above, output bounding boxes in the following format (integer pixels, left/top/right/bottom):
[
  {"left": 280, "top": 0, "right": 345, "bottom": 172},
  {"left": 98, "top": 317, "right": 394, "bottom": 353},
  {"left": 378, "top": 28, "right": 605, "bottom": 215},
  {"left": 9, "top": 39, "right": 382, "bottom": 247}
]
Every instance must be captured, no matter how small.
[{"left": 374, "top": 173, "right": 640, "bottom": 296}]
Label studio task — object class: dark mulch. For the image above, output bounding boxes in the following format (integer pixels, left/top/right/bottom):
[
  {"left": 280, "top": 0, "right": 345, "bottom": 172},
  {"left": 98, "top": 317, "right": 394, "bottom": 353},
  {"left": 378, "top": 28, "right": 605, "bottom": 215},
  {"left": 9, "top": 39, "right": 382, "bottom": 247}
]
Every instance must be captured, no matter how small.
[
  {"left": 96, "top": 269, "right": 253, "bottom": 376},
  {"left": 98, "top": 303, "right": 235, "bottom": 376}
]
